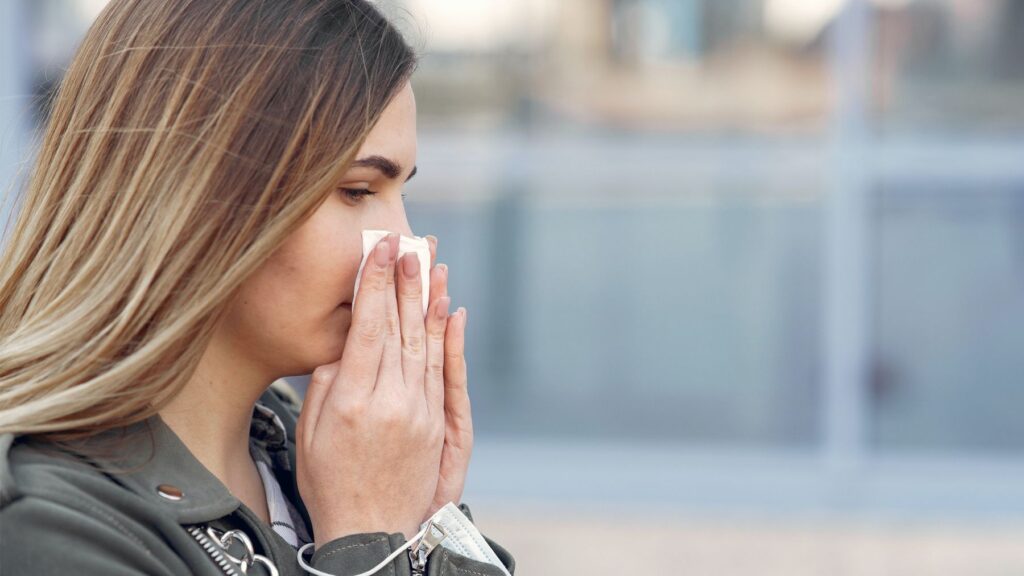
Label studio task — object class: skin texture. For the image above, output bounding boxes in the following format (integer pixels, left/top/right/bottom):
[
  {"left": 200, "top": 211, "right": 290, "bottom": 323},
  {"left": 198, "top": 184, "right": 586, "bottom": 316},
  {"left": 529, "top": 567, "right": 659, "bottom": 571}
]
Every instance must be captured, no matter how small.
[{"left": 159, "top": 82, "right": 474, "bottom": 542}]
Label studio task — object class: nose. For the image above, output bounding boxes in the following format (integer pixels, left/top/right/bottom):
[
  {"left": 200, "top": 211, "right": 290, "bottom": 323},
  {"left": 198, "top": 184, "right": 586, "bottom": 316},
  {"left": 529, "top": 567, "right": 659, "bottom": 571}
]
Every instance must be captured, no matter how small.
[{"left": 379, "top": 210, "right": 414, "bottom": 239}]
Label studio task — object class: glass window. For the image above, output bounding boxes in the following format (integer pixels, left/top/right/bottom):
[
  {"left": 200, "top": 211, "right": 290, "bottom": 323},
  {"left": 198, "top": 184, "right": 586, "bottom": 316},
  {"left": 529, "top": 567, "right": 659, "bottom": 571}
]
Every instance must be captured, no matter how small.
[
  {"left": 871, "top": 182, "right": 1024, "bottom": 452},
  {"left": 873, "top": 0, "right": 1024, "bottom": 135},
  {"left": 396, "top": 0, "right": 831, "bottom": 446}
]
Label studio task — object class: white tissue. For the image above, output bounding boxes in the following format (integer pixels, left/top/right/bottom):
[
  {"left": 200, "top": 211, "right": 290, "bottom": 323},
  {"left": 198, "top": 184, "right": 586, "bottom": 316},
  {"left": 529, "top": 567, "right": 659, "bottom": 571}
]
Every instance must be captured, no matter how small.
[{"left": 352, "top": 230, "right": 431, "bottom": 317}]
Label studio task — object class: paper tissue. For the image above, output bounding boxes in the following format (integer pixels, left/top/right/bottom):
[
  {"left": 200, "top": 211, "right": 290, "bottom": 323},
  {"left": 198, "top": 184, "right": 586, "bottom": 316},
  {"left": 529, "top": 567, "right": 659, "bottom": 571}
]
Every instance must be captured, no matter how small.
[{"left": 352, "top": 230, "right": 431, "bottom": 317}]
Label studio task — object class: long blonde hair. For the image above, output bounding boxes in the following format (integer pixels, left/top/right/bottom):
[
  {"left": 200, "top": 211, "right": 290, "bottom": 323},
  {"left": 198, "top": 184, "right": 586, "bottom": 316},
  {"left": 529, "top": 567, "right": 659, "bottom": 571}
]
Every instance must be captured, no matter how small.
[{"left": 0, "top": 0, "right": 417, "bottom": 441}]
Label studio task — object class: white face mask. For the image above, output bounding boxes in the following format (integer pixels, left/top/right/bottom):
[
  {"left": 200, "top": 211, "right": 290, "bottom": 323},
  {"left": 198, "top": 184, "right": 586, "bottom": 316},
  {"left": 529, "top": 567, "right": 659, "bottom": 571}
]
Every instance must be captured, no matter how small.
[
  {"left": 296, "top": 501, "right": 511, "bottom": 576},
  {"left": 353, "top": 229, "right": 431, "bottom": 317},
  {"left": 413, "top": 502, "right": 511, "bottom": 576}
]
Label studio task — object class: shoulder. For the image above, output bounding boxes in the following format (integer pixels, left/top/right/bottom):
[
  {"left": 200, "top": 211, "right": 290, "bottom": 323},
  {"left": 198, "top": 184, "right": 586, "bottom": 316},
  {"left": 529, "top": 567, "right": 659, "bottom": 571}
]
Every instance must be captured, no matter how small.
[
  {"left": 0, "top": 434, "right": 185, "bottom": 574},
  {"left": 1, "top": 493, "right": 168, "bottom": 573},
  {"left": 1, "top": 432, "right": 110, "bottom": 508}
]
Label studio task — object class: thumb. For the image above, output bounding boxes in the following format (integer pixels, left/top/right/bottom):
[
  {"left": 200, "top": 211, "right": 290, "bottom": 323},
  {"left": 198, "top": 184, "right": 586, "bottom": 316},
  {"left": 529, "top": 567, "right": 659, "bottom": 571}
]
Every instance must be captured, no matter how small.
[{"left": 296, "top": 362, "right": 340, "bottom": 452}]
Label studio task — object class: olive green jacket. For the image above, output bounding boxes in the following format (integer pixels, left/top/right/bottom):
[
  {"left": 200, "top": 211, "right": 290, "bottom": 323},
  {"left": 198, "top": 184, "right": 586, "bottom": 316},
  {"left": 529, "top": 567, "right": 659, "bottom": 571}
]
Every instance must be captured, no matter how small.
[{"left": 0, "top": 384, "right": 515, "bottom": 576}]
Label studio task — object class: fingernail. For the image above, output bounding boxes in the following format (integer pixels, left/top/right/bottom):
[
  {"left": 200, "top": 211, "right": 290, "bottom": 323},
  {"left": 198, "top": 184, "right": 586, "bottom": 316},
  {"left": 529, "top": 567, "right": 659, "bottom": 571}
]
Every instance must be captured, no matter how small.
[
  {"left": 426, "top": 234, "right": 437, "bottom": 248},
  {"left": 402, "top": 253, "right": 419, "bottom": 278},
  {"left": 437, "top": 263, "right": 448, "bottom": 278},
  {"left": 374, "top": 239, "right": 389, "bottom": 267},
  {"left": 436, "top": 296, "right": 451, "bottom": 319}
]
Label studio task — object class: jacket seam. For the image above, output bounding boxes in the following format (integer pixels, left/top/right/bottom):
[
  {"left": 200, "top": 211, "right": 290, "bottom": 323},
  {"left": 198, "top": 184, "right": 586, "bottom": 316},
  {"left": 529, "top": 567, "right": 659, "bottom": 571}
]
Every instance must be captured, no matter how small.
[
  {"left": 20, "top": 491, "right": 152, "bottom": 554},
  {"left": 316, "top": 535, "right": 388, "bottom": 557},
  {"left": 316, "top": 535, "right": 395, "bottom": 576}
]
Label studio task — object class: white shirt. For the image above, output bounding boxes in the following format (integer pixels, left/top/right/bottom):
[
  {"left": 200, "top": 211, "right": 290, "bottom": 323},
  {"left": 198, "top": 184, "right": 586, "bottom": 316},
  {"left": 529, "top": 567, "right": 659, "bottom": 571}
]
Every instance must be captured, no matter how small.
[{"left": 255, "top": 458, "right": 301, "bottom": 548}]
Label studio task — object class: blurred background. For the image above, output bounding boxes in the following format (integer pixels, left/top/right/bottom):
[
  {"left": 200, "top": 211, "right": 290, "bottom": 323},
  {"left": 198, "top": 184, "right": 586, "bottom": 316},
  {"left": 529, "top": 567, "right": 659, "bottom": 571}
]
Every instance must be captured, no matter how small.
[{"left": 2, "top": 0, "right": 1023, "bottom": 574}]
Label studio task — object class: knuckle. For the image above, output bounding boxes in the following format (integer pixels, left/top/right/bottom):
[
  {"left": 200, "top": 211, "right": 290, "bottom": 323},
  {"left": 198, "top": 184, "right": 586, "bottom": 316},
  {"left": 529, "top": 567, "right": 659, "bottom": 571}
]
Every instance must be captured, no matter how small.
[
  {"left": 401, "top": 280, "right": 421, "bottom": 299},
  {"left": 376, "top": 402, "right": 406, "bottom": 427},
  {"left": 310, "top": 366, "right": 335, "bottom": 387},
  {"left": 427, "top": 318, "right": 446, "bottom": 338},
  {"left": 332, "top": 397, "right": 367, "bottom": 426},
  {"left": 402, "top": 332, "right": 425, "bottom": 355},
  {"left": 355, "top": 320, "right": 385, "bottom": 347},
  {"left": 402, "top": 293, "right": 422, "bottom": 311},
  {"left": 427, "top": 361, "right": 445, "bottom": 382},
  {"left": 365, "top": 263, "right": 387, "bottom": 290},
  {"left": 409, "top": 410, "right": 432, "bottom": 435}
]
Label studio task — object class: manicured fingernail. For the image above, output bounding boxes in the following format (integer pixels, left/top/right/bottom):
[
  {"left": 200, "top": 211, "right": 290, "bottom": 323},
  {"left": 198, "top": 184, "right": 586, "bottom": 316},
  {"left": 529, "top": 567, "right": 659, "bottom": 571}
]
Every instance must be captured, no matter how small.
[
  {"left": 437, "top": 263, "right": 448, "bottom": 278},
  {"left": 402, "top": 253, "right": 419, "bottom": 278},
  {"left": 436, "top": 296, "right": 451, "bottom": 319},
  {"left": 426, "top": 234, "right": 437, "bottom": 248},
  {"left": 374, "top": 239, "right": 389, "bottom": 267}
]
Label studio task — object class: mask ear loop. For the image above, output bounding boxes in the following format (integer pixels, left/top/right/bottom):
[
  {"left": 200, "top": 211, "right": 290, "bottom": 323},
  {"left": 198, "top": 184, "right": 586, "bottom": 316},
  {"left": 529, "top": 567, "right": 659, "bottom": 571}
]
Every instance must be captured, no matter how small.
[{"left": 296, "top": 523, "right": 430, "bottom": 576}]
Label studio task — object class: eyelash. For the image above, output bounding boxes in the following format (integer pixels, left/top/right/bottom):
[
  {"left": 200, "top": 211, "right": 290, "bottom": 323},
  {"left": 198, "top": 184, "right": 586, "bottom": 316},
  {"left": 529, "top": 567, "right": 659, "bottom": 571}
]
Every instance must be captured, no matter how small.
[{"left": 339, "top": 188, "right": 408, "bottom": 202}]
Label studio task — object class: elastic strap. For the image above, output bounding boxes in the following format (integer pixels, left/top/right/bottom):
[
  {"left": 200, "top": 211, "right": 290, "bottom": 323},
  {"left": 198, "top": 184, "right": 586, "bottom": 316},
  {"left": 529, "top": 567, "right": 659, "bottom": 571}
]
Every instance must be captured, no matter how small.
[{"left": 296, "top": 524, "right": 429, "bottom": 576}]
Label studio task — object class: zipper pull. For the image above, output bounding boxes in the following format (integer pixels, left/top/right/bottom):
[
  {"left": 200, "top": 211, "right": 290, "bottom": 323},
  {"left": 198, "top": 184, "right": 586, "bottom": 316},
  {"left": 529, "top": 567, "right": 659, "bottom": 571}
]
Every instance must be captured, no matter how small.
[{"left": 409, "top": 520, "right": 448, "bottom": 575}]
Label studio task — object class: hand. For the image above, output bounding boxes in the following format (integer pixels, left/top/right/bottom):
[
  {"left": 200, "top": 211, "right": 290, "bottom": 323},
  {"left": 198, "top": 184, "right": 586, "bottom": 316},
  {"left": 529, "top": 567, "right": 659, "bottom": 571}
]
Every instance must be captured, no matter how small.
[
  {"left": 421, "top": 236, "right": 474, "bottom": 522},
  {"left": 296, "top": 233, "right": 450, "bottom": 543}
]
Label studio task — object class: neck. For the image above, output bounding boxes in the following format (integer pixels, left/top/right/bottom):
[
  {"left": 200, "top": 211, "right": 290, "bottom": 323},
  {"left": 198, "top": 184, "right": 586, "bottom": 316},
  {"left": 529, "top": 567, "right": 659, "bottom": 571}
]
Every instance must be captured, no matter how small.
[{"left": 158, "top": 331, "right": 274, "bottom": 488}]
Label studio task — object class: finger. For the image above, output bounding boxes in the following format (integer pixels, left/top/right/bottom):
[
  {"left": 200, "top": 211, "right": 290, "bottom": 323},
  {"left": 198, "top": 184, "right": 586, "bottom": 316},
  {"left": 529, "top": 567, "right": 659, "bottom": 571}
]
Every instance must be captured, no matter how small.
[
  {"left": 397, "top": 251, "right": 427, "bottom": 392},
  {"left": 426, "top": 235, "right": 437, "bottom": 268},
  {"left": 375, "top": 233, "right": 403, "bottom": 393},
  {"left": 438, "top": 263, "right": 449, "bottom": 299},
  {"left": 426, "top": 236, "right": 442, "bottom": 310},
  {"left": 300, "top": 362, "right": 339, "bottom": 450},
  {"left": 429, "top": 261, "right": 446, "bottom": 308},
  {"left": 424, "top": 295, "right": 451, "bottom": 416},
  {"left": 331, "top": 235, "right": 394, "bottom": 402},
  {"left": 443, "top": 307, "right": 469, "bottom": 409}
]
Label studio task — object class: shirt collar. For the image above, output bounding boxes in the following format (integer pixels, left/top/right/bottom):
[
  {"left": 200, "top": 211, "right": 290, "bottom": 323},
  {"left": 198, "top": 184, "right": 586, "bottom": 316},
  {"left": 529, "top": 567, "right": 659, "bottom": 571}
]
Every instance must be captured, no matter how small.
[{"left": 62, "top": 389, "right": 292, "bottom": 525}]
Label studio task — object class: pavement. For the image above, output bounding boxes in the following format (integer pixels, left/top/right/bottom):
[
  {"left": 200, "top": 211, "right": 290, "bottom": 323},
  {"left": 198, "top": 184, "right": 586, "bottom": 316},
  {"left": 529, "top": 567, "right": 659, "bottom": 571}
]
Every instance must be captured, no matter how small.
[{"left": 473, "top": 505, "right": 1024, "bottom": 575}]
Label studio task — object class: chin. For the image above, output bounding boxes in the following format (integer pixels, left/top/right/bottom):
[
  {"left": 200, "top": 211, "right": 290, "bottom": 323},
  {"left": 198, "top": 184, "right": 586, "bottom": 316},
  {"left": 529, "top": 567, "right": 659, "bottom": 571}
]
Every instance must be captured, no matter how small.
[{"left": 302, "top": 333, "right": 349, "bottom": 371}]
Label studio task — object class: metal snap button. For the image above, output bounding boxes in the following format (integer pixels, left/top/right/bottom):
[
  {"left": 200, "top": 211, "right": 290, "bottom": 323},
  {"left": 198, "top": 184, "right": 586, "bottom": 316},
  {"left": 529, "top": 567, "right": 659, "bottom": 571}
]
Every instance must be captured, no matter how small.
[{"left": 156, "top": 483, "right": 184, "bottom": 501}]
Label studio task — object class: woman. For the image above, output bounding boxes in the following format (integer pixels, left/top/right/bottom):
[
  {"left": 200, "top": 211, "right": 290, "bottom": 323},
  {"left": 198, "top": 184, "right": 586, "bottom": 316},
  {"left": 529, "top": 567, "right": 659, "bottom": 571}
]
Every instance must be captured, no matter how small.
[{"left": 0, "top": 1, "right": 515, "bottom": 574}]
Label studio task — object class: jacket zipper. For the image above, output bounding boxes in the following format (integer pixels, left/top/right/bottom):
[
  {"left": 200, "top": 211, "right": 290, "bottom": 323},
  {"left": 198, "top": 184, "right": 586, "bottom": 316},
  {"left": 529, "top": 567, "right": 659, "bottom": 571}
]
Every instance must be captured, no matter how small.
[
  {"left": 185, "top": 525, "right": 244, "bottom": 576},
  {"left": 409, "top": 520, "right": 449, "bottom": 575}
]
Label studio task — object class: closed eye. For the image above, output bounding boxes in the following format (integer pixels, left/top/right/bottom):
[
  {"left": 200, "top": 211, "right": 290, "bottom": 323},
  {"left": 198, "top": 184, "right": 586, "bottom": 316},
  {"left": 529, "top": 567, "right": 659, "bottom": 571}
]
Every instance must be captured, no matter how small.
[
  {"left": 338, "top": 188, "right": 408, "bottom": 203},
  {"left": 339, "top": 188, "right": 376, "bottom": 202}
]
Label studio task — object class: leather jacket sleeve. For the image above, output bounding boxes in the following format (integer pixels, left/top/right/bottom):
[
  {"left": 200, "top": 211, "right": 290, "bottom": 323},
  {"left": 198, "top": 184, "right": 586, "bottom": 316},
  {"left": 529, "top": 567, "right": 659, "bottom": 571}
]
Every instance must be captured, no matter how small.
[{"left": 308, "top": 502, "right": 516, "bottom": 576}]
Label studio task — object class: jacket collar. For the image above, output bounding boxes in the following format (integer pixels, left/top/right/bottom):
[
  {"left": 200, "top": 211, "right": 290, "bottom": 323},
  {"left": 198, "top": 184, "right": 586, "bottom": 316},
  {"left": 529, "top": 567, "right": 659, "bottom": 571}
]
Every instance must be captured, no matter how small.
[{"left": 61, "top": 388, "right": 292, "bottom": 525}]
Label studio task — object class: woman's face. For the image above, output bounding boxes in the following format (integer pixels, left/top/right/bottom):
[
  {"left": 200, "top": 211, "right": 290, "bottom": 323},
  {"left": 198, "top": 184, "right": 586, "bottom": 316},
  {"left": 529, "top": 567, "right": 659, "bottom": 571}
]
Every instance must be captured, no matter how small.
[{"left": 221, "top": 81, "right": 419, "bottom": 377}]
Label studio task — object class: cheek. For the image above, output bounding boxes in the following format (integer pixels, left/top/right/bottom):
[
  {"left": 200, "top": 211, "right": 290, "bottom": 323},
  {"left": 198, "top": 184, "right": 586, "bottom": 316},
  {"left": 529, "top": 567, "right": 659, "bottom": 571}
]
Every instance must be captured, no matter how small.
[
  {"left": 220, "top": 257, "right": 346, "bottom": 374},
  {"left": 223, "top": 198, "right": 377, "bottom": 372},
  {"left": 235, "top": 226, "right": 367, "bottom": 367},
  {"left": 267, "top": 214, "right": 359, "bottom": 306},
  {"left": 252, "top": 238, "right": 352, "bottom": 321},
  {"left": 227, "top": 261, "right": 308, "bottom": 345}
]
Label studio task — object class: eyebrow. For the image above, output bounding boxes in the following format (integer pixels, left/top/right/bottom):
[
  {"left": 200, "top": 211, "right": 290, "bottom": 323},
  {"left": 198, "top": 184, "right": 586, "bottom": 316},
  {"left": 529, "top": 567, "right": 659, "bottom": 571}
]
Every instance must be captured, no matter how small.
[{"left": 350, "top": 155, "right": 417, "bottom": 182}]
